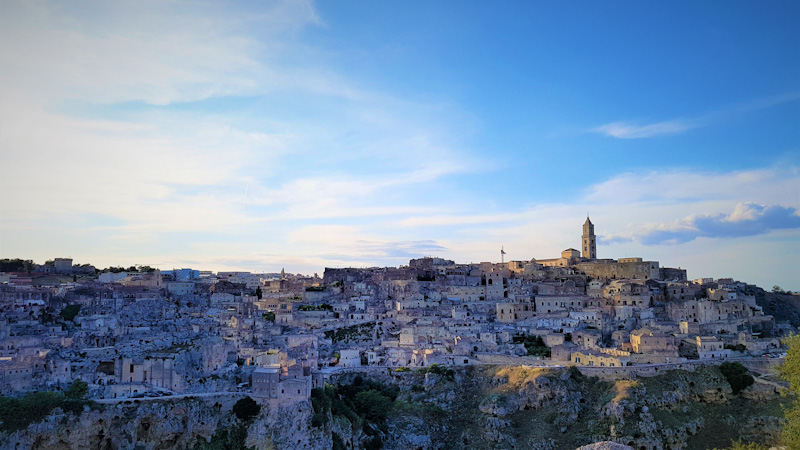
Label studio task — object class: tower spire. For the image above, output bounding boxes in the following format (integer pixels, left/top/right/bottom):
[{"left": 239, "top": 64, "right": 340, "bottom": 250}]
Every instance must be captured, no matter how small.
[{"left": 582, "top": 217, "right": 596, "bottom": 259}]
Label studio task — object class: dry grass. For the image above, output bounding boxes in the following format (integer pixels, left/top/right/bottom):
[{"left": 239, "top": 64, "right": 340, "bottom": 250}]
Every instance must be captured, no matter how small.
[
  {"left": 611, "top": 380, "right": 638, "bottom": 403},
  {"left": 494, "top": 366, "right": 551, "bottom": 392}
]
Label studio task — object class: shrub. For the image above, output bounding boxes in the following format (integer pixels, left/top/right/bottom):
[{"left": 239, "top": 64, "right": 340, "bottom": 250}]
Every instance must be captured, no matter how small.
[
  {"left": 719, "top": 361, "right": 754, "bottom": 395},
  {"left": 332, "top": 432, "right": 347, "bottom": 450},
  {"left": 64, "top": 379, "right": 88, "bottom": 400},
  {"left": 364, "top": 435, "right": 383, "bottom": 450},
  {"left": 194, "top": 423, "right": 248, "bottom": 450},
  {"left": 60, "top": 304, "right": 81, "bottom": 322},
  {"left": 353, "top": 390, "right": 393, "bottom": 422},
  {"left": 0, "top": 382, "right": 95, "bottom": 432},
  {"left": 232, "top": 396, "right": 261, "bottom": 421},
  {"left": 725, "top": 344, "right": 747, "bottom": 353}
]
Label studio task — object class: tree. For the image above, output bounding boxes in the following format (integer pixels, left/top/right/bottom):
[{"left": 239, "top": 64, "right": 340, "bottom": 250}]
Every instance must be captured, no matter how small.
[
  {"left": 719, "top": 361, "right": 754, "bottom": 394},
  {"left": 60, "top": 305, "right": 81, "bottom": 322},
  {"left": 255, "top": 286, "right": 263, "bottom": 299},
  {"left": 0, "top": 259, "right": 34, "bottom": 273},
  {"left": 353, "top": 390, "right": 393, "bottom": 422},
  {"left": 778, "top": 334, "right": 800, "bottom": 448},
  {"left": 233, "top": 396, "right": 261, "bottom": 421},
  {"left": 773, "top": 285, "right": 786, "bottom": 294},
  {"left": 64, "top": 379, "right": 88, "bottom": 400},
  {"left": 712, "top": 440, "right": 769, "bottom": 450}
]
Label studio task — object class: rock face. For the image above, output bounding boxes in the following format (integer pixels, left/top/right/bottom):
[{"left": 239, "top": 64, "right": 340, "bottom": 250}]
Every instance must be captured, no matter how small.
[
  {"left": 382, "top": 365, "right": 785, "bottom": 450},
  {"left": 0, "top": 396, "right": 326, "bottom": 450},
  {"left": 4, "top": 399, "right": 226, "bottom": 450},
  {"left": 1, "top": 365, "right": 786, "bottom": 450},
  {"left": 576, "top": 442, "right": 634, "bottom": 450}
]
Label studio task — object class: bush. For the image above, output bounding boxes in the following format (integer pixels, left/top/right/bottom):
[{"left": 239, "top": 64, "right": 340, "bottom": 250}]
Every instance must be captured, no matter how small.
[
  {"left": 719, "top": 362, "right": 754, "bottom": 395},
  {"left": 232, "top": 397, "right": 261, "bottom": 421},
  {"left": 364, "top": 435, "right": 383, "bottom": 450},
  {"left": 332, "top": 432, "right": 347, "bottom": 450},
  {"left": 64, "top": 379, "right": 88, "bottom": 400},
  {"left": 418, "top": 363, "right": 454, "bottom": 380},
  {"left": 512, "top": 334, "right": 552, "bottom": 357},
  {"left": 353, "top": 390, "right": 393, "bottom": 422},
  {"left": 0, "top": 382, "right": 95, "bottom": 432},
  {"left": 725, "top": 344, "right": 747, "bottom": 353},
  {"left": 60, "top": 304, "right": 81, "bottom": 322},
  {"left": 194, "top": 423, "right": 248, "bottom": 450}
]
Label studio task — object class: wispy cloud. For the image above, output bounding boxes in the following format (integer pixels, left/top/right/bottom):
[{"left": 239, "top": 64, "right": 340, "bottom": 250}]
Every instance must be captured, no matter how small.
[
  {"left": 0, "top": 0, "right": 324, "bottom": 105},
  {"left": 354, "top": 240, "right": 447, "bottom": 259},
  {"left": 594, "top": 120, "right": 695, "bottom": 139},
  {"left": 593, "top": 92, "right": 800, "bottom": 139}
]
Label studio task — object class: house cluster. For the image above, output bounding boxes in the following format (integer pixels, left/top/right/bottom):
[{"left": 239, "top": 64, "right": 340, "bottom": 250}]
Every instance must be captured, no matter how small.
[{"left": 0, "top": 218, "right": 784, "bottom": 403}]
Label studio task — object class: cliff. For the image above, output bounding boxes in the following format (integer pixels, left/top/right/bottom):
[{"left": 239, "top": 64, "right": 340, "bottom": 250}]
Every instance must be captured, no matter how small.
[
  {"left": 0, "top": 364, "right": 788, "bottom": 450},
  {"left": 0, "top": 395, "right": 330, "bottom": 450},
  {"left": 378, "top": 365, "right": 786, "bottom": 450}
]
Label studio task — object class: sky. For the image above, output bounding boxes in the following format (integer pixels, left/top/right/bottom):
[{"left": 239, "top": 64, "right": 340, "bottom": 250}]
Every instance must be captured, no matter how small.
[{"left": 0, "top": 0, "right": 798, "bottom": 290}]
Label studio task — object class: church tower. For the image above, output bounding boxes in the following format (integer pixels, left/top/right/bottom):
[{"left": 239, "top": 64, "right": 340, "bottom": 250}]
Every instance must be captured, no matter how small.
[{"left": 582, "top": 216, "right": 596, "bottom": 259}]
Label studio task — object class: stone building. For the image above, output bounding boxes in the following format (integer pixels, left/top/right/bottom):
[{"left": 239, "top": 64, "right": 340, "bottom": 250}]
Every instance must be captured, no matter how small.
[{"left": 581, "top": 217, "right": 596, "bottom": 260}]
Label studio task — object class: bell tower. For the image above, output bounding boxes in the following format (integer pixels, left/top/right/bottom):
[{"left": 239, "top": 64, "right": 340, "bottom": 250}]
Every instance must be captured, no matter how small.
[{"left": 582, "top": 216, "right": 596, "bottom": 260}]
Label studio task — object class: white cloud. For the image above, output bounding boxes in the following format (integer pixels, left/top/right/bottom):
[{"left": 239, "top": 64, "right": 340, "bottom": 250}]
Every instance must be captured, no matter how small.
[
  {"left": 1, "top": 2, "right": 797, "bottom": 292},
  {"left": 0, "top": 0, "right": 484, "bottom": 240},
  {"left": 384, "top": 167, "right": 800, "bottom": 287},
  {"left": 594, "top": 120, "right": 694, "bottom": 139},
  {"left": 0, "top": 0, "right": 323, "bottom": 105}
]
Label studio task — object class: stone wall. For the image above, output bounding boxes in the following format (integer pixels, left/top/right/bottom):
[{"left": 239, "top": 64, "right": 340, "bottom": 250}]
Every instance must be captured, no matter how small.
[{"left": 576, "top": 357, "right": 783, "bottom": 381}]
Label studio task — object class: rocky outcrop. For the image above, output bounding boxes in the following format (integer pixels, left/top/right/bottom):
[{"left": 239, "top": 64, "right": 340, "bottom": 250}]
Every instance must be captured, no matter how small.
[
  {"left": 4, "top": 399, "right": 231, "bottom": 450},
  {"left": 576, "top": 442, "right": 633, "bottom": 450},
  {"left": 2, "top": 365, "right": 786, "bottom": 450},
  {"left": 1, "top": 396, "right": 323, "bottom": 450}
]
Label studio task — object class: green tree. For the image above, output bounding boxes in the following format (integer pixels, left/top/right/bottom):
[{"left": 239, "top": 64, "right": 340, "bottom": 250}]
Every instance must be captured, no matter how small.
[
  {"left": 712, "top": 440, "right": 769, "bottom": 450},
  {"left": 60, "top": 304, "right": 81, "bottom": 322},
  {"left": 232, "top": 396, "right": 261, "bottom": 421},
  {"left": 0, "top": 259, "right": 34, "bottom": 273},
  {"left": 778, "top": 334, "right": 800, "bottom": 448},
  {"left": 64, "top": 379, "right": 88, "bottom": 400},
  {"left": 719, "top": 361, "right": 754, "bottom": 394},
  {"left": 255, "top": 286, "right": 262, "bottom": 299},
  {"left": 353, "top": 390, "right": 393, "bottom": 422}
]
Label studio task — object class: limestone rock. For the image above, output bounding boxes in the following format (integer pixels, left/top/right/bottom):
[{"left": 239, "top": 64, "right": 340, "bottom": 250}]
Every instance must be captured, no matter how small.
[{"left": 576, "top": 441, "right": 634, "bottom": 450}]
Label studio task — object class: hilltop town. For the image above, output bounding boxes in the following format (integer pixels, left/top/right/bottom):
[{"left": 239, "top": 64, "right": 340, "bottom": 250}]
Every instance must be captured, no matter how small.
[{"left": 0, "top": 218, "right": 789, "bottom": 406}]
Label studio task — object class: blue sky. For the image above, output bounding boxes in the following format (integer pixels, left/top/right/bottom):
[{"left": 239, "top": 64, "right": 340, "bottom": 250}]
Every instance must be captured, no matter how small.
[{"left": 0, "top": 0, "right": 798, "bottom": 289}]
